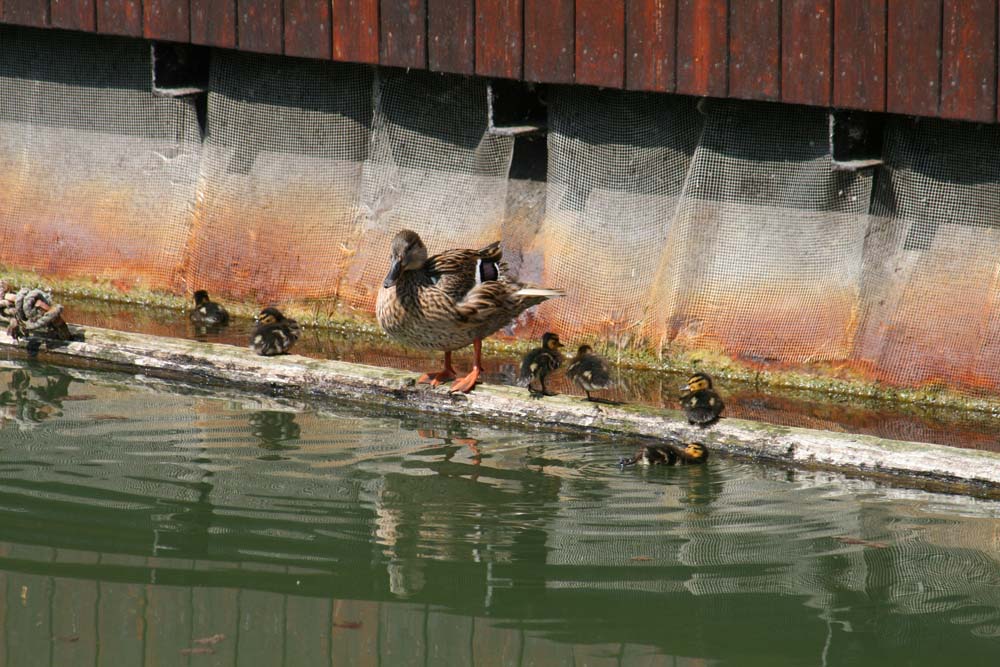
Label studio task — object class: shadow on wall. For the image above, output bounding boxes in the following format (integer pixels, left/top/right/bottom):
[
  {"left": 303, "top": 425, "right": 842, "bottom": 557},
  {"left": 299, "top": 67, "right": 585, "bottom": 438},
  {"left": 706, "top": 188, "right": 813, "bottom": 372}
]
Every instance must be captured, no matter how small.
[{"left": 2, "top": 26, "right": 1000, "bottom": 398}]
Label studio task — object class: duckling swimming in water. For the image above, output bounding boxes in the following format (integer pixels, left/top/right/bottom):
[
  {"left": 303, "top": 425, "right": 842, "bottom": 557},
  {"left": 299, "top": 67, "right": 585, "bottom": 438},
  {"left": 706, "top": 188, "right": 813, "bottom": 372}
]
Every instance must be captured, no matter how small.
[
  {"left": 566, "top": 344, "right": 613, "bottom": 402},
  {"left": 679, "top": 372, "right": 724, "bottom": 426},
  {"left": 375, "top": 229, "right": 564, "bottom": 393},
  {"left": 251, "top": 307, "right": 300, "bottom": 356},
  {"left": 519, "top": 332, "right": 564, "bottom": 397},
  {"left": 619, "top": 442, "right": 709, "bottom": 469},
  {"left": 189, "top": 290, "right": 229, "bottom": 327}
]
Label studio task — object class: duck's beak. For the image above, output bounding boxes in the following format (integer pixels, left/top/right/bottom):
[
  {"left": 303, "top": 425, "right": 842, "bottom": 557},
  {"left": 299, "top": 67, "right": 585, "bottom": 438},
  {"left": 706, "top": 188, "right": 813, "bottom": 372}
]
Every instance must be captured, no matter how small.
[
  {"left": 555, "top": 340, "right": 564, "bottom": 347},
  {"left": 383, "top": 259, "right": 402, "bottom": 288},
  {"left": 679, "top": 383, "right": 690, "bottom": 391}
]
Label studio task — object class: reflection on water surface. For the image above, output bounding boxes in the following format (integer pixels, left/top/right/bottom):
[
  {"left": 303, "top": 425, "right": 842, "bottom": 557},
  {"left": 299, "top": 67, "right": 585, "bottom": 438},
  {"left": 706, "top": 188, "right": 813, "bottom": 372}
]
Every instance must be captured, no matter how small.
[{"left": 0, "top": 361, "right": 999, "bottom": 665}]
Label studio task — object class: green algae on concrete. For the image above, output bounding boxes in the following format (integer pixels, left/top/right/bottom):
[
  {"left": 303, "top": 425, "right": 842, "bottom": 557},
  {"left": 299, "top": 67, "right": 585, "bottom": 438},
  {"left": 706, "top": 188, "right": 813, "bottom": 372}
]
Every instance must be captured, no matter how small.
[{"left": 3, "top": 322, "right": 1000, "bottom": 496}]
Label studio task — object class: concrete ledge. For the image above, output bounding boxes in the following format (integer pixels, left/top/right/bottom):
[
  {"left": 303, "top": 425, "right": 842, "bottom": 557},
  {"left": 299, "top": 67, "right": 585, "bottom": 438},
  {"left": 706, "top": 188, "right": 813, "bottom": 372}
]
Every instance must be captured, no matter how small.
[{"left": 4, "top": 324, "right": 1000, "bottom": 494}]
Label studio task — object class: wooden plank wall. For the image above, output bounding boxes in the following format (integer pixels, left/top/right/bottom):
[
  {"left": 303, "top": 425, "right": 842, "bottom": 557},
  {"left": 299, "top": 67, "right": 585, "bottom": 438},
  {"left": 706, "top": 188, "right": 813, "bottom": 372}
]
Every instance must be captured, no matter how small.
[{"left": 2, "top": 0, "right": 1000, "bottom": 123}]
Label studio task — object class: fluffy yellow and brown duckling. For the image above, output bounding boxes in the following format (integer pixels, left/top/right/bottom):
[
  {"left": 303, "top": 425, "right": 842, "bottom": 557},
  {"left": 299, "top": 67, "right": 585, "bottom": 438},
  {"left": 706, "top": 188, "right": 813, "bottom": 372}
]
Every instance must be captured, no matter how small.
[
  {"left": 375, "top": 229, "right": 564, "bottom": 393},
  {"left": 188, "top": 290, "right": 229, "bottom": 327},
  {"left": 519, "top": 332, "right": 564, "bottom": 396},
  {"left": 566, "top": 344, "right": 613, "bottom": 402},
  {"left": 679, "top": 372, "right": 724, "bottom": 426},
  {"left": 251, "top": 307, "right": 300, "bottom": 356},
  {"left": 619, "top": 442, "right": 709, "bottom": 469}
]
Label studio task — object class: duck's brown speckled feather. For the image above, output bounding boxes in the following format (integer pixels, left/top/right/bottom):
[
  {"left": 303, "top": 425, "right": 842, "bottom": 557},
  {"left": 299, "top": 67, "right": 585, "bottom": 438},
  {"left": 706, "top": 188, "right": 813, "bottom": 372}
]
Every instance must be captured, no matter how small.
[{"left": 376, "top": 240, "right": 556, "bottom": 352}]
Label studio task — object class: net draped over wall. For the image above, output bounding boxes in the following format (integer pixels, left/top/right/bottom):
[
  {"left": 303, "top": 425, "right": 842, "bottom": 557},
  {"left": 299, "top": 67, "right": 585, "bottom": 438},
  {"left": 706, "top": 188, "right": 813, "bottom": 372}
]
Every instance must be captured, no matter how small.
[
  {"left": 1, "top": 26, "right": 1000, "bottom": 398},
  {"left": 0, "top": 27, "right": 200, "bottom": 292}
]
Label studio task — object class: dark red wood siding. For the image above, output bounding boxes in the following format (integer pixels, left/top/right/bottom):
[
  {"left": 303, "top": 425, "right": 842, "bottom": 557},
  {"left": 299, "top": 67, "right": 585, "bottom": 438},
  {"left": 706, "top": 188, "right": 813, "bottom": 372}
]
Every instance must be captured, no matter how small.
[
  {"left": 781, "top": 0, "right": 832, "bottom": 106},
  {"left": 97, "top": 0, "right": 142, "bottom": 36},
  {"left": 51, "top": 0, "right": 95, "bottom": 31},
  {"left": 833, "top": 0, "right": 886, "bottom": 111},
  {"left": 476, "top": 0, "right": 522, "bottom": 79},
  {"left": 428, "top": 0, "right": 474, "bottom": 75},
  {"left": 729, "top": 0, "right": 780, "bottom": 101},
  {"left": 575, "top": 0, "right": 625, "bottom": 88},
  {"left": 940, "top": 0, "right": 996, "bottom": 123},
  {"left": 887, "top": 0, "right": 940, "bottom": 117},
  {"left": 626, "top": 0, "right": 676, "bottom": 93},
  {"left": 524, "top": 0, "right": 574, "bottom": 84},
  {"left": 238, "top": 0, "right": 283, "bottom": 54},
  {"left": 191, "top": 0, "right": 237, "bottom": 48},
  {"left": 4, "top": 0, "right": 50, "bottom": 27},
  {"left": 144, "top": 0, "right": 188, "bottom": 42},
  {"left": 381, "top": 0, "right": 426, "bottom": 69},
  {"left": 676, "top": 0, "right": 728, "bottom": 97},
  {"left": 285, "top": 0, "right": 331, "bottom": 60},
  {"left": 333, "top": 0, "right": 379, "bottom": 64},
  {"left": 8, "top": 0, "right": 1000, "bottom": 124}
]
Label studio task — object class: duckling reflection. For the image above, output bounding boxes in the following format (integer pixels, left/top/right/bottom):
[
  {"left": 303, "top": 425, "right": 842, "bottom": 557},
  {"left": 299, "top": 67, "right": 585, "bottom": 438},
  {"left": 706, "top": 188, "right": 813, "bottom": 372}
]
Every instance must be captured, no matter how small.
[
  {"left": 249, "top": 410, "right": 301, "bottom": 458},
  {"left": 0, "top": 366, "right": 74, "bottom": 429}
]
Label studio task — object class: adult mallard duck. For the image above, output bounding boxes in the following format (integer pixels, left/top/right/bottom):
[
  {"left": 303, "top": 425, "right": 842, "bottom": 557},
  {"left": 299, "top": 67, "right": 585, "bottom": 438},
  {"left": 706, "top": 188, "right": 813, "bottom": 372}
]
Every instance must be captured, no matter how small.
[
  {"left": 376, "top": 229, "right": 564, "bottom": 393},
  {"left": 189, "top": 290, "right": 229, "bottom": 327},
  {"left": 619, "top": 442, "right": 709, "bottom": 469},
  {"left": 679, "top": 372, "right": 724, "bottom": 426},
  {"left": 518, "top": 332, "right": 564, "bottom": 397},
  {"left": 251, "top": 307, "right": 300, "bottom": 356},
  {"left": 566, "top": 344, "right": 613, "bottom": 402}
]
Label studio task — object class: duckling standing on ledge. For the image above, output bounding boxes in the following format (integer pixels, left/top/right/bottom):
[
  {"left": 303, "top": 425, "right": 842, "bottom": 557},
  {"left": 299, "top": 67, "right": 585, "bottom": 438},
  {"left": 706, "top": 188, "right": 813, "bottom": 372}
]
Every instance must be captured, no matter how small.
[
  {"left": 679, "top": 372, "right": 724, "bottom": 426},
  {"left": 251, "top": 307, "right": 300, "bottom": 356},
  {"left": 375, "top": 229, "right": 564, "bottom": 393},
  {"left": 619, "top": 442, "right": 709, "bottom": 469},
  {"left": 188, "top": 290, "right": 229, "bottom": 327},
  {"left": 566, "top": 344, "right": 613, "bottom": 402},
  {"left": 519, "top": 332, "right": 564, "bottom": 397}
]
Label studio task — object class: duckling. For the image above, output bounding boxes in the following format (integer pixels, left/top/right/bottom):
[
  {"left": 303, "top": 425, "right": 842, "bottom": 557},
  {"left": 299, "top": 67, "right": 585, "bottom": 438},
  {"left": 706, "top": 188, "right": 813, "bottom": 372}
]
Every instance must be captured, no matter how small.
[
  {"left": 188, "top": 290, "right": 229, "bottom": 327},
  {"left": 376, "top": 229, "right": 564, "bottom": 393},
  {"left": 251, "top": 307, "right": 300, "bottom": 356},
  {"left": 679, "top": 372, "right": 724, "bottom": 426},
  {"left": 566, "top": 344, "right": 613, "bottom": 401},
  {"left": 519, "top": 332, "right": 564, "bottom": 396},
  {"left": 619, "top": 442, "right": 709, "bottom": 469}
]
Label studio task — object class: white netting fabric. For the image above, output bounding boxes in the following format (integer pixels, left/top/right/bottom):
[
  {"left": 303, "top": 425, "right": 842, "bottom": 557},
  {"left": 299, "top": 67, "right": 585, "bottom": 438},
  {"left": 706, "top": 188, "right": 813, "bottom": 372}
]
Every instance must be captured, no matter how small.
[
  {"left": 530, "top": 87, "right": 703, "bottom": 343},
  {"left": 854, "top": 119, "right": 1000, "bottom": 395},
  {"left": 0, "top": 26, "right": 200, "bottom": 291},
  {"left": 651, "top": 100, "right": 873, "bottom": 361},
  {"left": 184, "top": 51, "right": 372, "bottom": 304}
]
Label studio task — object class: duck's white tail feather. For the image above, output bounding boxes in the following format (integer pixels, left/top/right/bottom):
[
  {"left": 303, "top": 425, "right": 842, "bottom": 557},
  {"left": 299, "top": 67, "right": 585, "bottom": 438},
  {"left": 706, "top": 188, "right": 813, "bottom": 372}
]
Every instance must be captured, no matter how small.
[{"left": 514, "top": 288, "right": 565, "bottom": 298}]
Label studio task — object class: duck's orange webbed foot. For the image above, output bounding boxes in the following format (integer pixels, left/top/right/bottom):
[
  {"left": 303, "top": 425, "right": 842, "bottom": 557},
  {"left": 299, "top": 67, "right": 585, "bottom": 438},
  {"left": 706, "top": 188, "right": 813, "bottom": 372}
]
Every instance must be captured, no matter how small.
[
  {"left": 417, "top": 369, "right": 457, "bottom": 386},
  {"left": 418, "top": 351, "right": 457, "bottom": 386},
  {"left": 449, "top": 367, "right": 481, "bottom": 393}
]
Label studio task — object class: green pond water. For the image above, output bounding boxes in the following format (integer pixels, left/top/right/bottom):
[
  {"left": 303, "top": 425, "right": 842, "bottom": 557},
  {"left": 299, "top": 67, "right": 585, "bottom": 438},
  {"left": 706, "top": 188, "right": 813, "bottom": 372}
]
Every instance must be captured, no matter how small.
[{"left": 1, "top": 360, "right": 999, "bottom": 666}]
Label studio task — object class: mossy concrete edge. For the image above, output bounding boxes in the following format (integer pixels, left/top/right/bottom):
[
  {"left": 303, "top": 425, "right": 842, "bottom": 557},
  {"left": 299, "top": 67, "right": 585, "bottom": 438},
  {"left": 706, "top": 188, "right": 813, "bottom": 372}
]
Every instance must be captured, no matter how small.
[{"left": 4, "top": 324, "right": 1000, "bottom": 492}]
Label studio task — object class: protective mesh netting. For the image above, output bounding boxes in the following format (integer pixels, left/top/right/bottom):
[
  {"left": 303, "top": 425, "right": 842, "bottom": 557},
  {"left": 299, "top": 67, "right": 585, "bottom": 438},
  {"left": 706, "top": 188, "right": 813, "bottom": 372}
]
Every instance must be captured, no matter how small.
[
  {"left": 854, "top": 120, "right": 1000, "bottom": 394},
  {"left": 185, "top": 51, "right": 372, "bottom": 304},
  {"left": 0, "top": 26, "right": 200, "bottom": 291},
  {"left": 3, "top": 24, "right": 1000, "bottom": 398}
]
